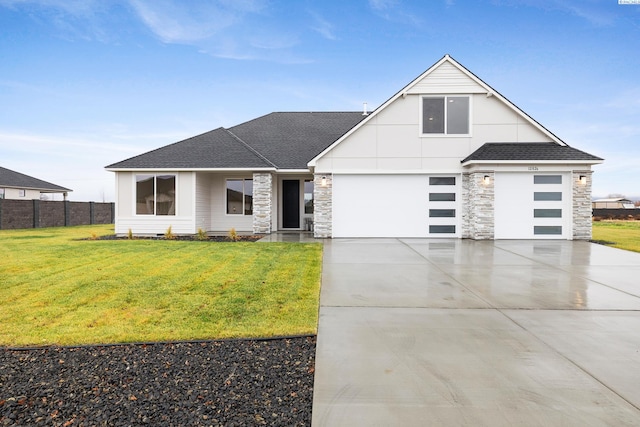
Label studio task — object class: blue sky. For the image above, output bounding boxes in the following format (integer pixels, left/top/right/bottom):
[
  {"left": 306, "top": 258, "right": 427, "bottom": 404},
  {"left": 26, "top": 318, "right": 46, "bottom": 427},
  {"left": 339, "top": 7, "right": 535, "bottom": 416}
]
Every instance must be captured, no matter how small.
[{"left": 1, "top": 0, "right": 638, "bottom": 201}]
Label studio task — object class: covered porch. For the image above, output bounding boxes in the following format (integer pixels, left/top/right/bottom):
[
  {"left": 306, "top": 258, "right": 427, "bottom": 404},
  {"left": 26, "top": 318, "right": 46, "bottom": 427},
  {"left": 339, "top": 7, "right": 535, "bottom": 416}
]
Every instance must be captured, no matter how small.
[{"left": 195, "top": 171, "right": 316, "bottom": 235}]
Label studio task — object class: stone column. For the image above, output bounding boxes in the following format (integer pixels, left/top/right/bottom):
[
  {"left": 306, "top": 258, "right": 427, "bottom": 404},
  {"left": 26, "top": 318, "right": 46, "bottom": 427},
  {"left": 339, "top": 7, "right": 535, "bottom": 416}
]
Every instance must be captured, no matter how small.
[
  {"left": 468, "top": 172, "right": 495, "bottom": 240},
  {"left": 460, "top": 173, "right": 471, "bottom": 239},
  {"left": 252, "top": 172, "right": 272, "bottom": 234},
  {"left": 572, "top": 171, "right": 592, "bottom": 240},
  {"left": 313, "top": 173, "right": 332, "bottom": 238}
]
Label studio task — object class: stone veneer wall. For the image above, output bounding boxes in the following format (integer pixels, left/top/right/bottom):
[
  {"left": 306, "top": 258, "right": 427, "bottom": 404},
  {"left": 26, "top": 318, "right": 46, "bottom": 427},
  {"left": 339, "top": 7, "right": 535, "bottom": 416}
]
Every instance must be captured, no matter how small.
[
  {"left": 572, "top": 171, "right": 592, "bottom": 240},
  {"left": 313, "top": 173, "right": 332, "bottom": 238},
  {"left": 460, "top": 173, "right": 471, "bottom": 239},
  {"left": 467, "top": 171, "right": 495, "bottom": 240},
  {"left": 252, "top": 172, "right": 272, "bottom": 234}
]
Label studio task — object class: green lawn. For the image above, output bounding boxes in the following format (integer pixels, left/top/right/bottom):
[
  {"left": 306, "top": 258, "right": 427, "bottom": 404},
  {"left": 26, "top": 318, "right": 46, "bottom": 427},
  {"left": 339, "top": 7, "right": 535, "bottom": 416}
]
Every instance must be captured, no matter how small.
[
  {"left": 592, "top": 220, "right": 640, "bottom": 253},
  {"left": 0, "top": 225, "right": 323, "bottom": 347}
]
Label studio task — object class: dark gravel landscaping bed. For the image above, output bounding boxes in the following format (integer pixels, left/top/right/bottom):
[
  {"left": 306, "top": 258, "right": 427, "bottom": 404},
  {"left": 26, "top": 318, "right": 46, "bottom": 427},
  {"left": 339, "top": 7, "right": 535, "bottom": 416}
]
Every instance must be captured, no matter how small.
[{"left": 0, "top": 336, "right": 316, "bottom": 426}]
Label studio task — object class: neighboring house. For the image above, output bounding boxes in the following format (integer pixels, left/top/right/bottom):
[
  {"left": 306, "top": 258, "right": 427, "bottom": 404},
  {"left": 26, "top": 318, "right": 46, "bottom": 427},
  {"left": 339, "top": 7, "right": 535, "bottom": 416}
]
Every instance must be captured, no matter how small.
[
  {"left": 0, "top": 166, "right": 71, "bottom": 200},
  {"left": 592, "top": 198, "right": 636, "bottom": 209},
  {"left": 106, "top": 55, "right": 603, "bottom": 240}
]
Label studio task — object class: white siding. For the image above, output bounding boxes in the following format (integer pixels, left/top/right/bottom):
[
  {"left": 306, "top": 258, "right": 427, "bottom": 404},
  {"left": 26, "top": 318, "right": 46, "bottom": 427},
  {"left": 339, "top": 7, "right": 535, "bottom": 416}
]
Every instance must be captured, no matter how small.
[
  {"left": 195, "top": 173, "right": 212, "bottom": 232},
  {"left": 114, "top": 171, "right": 196, "bottom": 235},
  {"left": 2, "top": 188, "right": 41, "bottom": 200},
  {"left": 179, "top": 172, "right": 194, "bottom": 217},
  {"left": 316, "top": 93, "right": 554, "bottom": 174},
  {"left": 115, "top": 172, "right": 133, "bottom": 219},
  {"left": 407, "top": 61, "right": 486, "bottom": 94},
  {"left": 210, "top": 174, "right": 253, "bottom": 233}
]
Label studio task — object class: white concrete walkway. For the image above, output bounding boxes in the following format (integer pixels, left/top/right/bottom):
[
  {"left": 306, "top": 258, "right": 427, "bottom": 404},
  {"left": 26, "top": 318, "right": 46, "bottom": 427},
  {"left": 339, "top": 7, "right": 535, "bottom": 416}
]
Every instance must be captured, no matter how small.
[{"left": 312, "top": 239, "right": 640, "bottom": 426}]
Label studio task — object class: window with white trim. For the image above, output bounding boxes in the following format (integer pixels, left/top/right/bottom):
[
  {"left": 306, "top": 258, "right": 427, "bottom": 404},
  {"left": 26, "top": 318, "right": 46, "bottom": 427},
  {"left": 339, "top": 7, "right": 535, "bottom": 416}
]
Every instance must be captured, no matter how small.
[
  {"left": 226, "top": 179, "right": 253, "bottom": 215},
  {"left": 136, "top": 174, "right": 176, "bottom": 215},
  {"left": 422, "top": 96, "right": 470, "bottom": 135},
  {"left": 18, "top": 189, "right": 26, "bottom": 197},
  {"left": 0, "top": 188, "right": 4, "bottom": 199}
]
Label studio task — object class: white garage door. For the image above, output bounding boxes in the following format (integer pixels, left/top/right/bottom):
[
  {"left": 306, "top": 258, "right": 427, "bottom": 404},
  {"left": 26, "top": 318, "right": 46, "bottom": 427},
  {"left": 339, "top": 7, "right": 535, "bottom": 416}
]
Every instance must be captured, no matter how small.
[
  {"left": 494, "top": 172, "right": 571, "bottom": 239},
  {"left": 332, "top": 174, "right": 459, "bottom": 238}
]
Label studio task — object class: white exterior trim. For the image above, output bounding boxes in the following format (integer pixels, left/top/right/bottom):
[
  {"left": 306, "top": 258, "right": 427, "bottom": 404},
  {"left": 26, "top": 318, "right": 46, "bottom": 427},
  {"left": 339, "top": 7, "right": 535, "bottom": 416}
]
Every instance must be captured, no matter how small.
[
  {"left": 462, "top": 160, "right": 603, "bottom": 167},
  {"left": 106, "top": 167, "right": 277, "bottom": 172}
]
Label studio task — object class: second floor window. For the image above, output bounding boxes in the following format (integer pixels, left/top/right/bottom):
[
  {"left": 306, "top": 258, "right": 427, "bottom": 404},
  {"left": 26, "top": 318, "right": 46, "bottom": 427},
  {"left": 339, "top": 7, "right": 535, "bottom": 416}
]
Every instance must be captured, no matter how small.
[{"left": 422, "top": 96, "right": 470, "bottom": 135}]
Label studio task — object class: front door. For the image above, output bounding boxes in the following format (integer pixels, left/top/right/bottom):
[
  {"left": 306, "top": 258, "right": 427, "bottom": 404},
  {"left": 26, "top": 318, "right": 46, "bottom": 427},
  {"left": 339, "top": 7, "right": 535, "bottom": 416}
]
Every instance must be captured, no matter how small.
[{"left": 282, "top": 180, "right": 300, "bottom": 228}]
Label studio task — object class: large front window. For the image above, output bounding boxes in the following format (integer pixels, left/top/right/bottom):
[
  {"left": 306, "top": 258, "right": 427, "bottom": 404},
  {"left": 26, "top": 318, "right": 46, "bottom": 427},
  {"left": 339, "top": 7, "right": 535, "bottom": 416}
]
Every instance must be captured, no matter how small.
[
  {"left": 422, "top": 96, "right": 470, "bottom": 135},
  {"left": 226, "top": 179, "right": 253, "bottom": 215},
  {"left": 136, "top": 174, "right": 176, "bottom": 215}
]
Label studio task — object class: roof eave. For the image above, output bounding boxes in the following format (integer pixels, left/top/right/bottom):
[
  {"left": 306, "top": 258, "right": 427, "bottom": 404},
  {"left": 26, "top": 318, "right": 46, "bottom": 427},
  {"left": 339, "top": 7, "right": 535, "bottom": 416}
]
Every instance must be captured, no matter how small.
[
  {"left": 105, "top": 167, "right": 278, "bottom": 173},
  {"left": 461, "top": 159, "right": 604, "bottom": 167}
]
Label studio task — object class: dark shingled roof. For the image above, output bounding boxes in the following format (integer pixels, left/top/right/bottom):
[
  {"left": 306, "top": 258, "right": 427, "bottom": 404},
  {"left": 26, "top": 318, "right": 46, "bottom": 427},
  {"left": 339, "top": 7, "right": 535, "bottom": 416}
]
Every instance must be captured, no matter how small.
[
  {"left": 229, "top": 112, "right": 366, "bottom": 169},
  {"left": 106, "top": 112, "right": 366, "bottom": 170},
  {"left": 462, "top": 143, "right": 603, "bottom": 164},
  {"left": 106, "top": 128, "right": 274, "bottom": 169},
  {"left": 0, "top": 166, "right": 71, "bottom": 192}
]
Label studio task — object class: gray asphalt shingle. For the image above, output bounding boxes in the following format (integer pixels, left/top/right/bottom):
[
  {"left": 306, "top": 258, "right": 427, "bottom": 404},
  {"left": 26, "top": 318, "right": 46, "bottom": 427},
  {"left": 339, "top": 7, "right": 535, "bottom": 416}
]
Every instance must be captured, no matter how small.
[
  {"left": 229, "top": 112, "right": 366, "bottom": 169},
  {"left": 462, "top": 143, "right": 603, "bottom": 163},
  {"left": 106, "top": 112, "right": 366, "bottom": 170},
  {"left": 106, "top": 128, "right": 274, "bottom": 169},
  {"left": 0, "top": 166, "right": 71, "bottom": 192}
]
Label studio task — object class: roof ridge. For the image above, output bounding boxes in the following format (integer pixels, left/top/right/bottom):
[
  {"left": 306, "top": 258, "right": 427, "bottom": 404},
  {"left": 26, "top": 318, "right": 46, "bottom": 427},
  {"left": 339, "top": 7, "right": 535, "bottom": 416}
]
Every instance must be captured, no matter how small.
[{"left": 224, "top": 128, "right": 278, "bottom": 169}]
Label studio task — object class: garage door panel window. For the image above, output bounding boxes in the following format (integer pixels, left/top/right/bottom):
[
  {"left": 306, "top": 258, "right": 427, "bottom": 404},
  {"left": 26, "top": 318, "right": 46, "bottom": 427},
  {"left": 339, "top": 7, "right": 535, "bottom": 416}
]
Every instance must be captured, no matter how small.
[
  {"left": 422, "top": 96, "right": 470, "bottom": 135},
  {"left": 429, "top": 193, "right": 456, "bottom": 202},
  {"left": 430, "top": 209, "right": 456, "bottom": 218},
  {"left": 534, "top": 209, "right": 562, "bottom": 218},
  {"left": 430, "top": 225, "right": 456, "bottom": 234},
  {"left": 534, "top": 226, "right": 562, "bottom": 235},
  {"left": 534, "top": 175, "right": 562, "bottom": 184},
  {"left": 534, "top": 192, "right": 562, "bottom": 201},
  {"left": 429, "top": 177, "right": 456, "bottom": 186}
]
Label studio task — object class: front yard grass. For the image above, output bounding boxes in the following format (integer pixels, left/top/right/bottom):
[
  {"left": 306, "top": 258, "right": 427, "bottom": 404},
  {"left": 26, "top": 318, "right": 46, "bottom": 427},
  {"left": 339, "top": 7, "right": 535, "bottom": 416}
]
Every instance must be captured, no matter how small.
[
  {"left": 592, "top": 220, "right": 640, "bottom": 253},
  {"left": 0, "top": 225, "right": 322, "bottom": 347}
]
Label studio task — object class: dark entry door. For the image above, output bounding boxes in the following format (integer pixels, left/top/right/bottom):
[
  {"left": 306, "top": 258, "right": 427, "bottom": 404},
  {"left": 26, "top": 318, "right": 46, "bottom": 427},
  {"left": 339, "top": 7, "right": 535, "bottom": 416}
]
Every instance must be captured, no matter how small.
[{"left": 282, "top": 180, "right": 300, "bottom": 229}]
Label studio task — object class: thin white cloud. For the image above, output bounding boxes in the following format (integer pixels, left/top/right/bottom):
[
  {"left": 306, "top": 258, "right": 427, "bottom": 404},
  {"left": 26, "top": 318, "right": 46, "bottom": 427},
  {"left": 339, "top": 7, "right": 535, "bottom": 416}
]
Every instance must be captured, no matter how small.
[
  {"left": 128, "top": 0, "right": 239, "bottom": 43},
  {"left": 367, "top": 0, "right": 421, "bottom": 26},
  {"left": 0, "top": 0, "right": 114, "bottom": 42},
  {"left": 128, "top": 0, "right": 312, "bottom": 62},
  {"left": 493, "top": 0, "right": 618, "bottom": 27},
  {"left": 368, "top": 0, "right": 398, "bottom": 12},
  {"left": 309, "top": 11, "right": 338, "bottom": 41},
  {"left": 0, "top": 0, "right": 305, "bottom": 62}
]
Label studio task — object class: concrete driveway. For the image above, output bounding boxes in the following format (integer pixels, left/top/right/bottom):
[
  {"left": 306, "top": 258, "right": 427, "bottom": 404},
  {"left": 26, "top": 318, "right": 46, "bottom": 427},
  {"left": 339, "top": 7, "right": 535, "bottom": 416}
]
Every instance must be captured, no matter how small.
[{"left": 311, "top": 239, "right": 640, "bottom": 426}]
